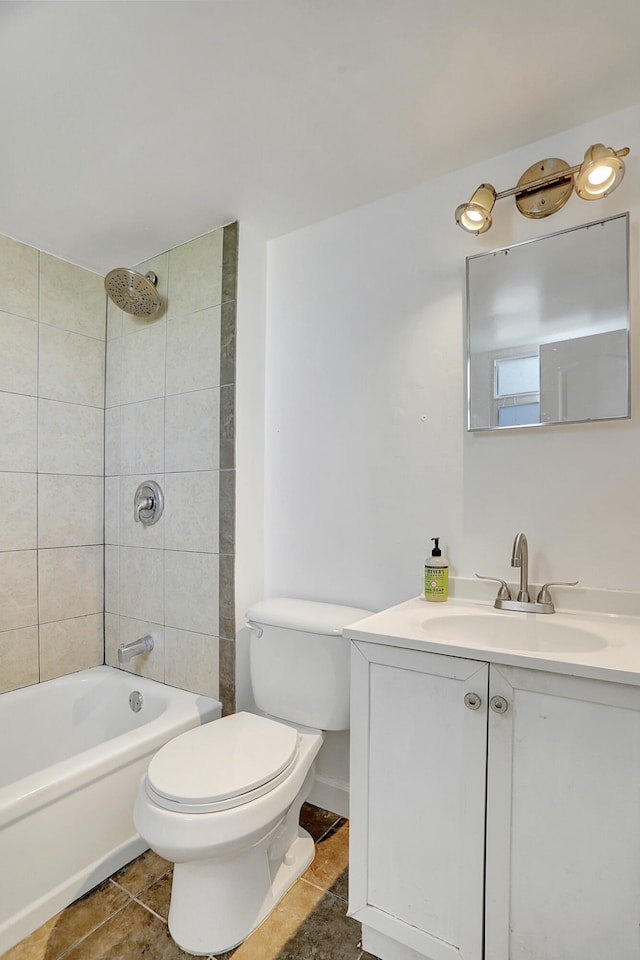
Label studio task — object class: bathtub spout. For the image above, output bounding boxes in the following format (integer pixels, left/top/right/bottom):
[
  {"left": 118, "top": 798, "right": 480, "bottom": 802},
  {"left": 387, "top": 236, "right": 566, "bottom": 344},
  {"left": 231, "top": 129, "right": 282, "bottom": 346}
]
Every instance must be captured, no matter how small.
[{"left": 118, "top": 635, "right": 154, "bottom": 663}]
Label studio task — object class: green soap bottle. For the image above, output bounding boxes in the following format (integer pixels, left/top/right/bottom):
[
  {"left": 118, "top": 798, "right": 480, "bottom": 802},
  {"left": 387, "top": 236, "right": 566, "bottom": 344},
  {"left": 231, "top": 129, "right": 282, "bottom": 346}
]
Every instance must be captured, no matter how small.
[{"left": 424, "top": 537, "right": 449, "bottom": 602}]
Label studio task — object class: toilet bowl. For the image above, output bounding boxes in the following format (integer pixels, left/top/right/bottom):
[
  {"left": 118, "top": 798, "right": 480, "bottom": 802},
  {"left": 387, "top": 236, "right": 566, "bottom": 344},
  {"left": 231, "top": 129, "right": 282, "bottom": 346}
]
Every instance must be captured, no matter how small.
[
  {"left": 133, "top": 597, "right": 372, "bottom": 956},
  {"left": 134, "top": 713, "right": 323, "bottom": 954}
]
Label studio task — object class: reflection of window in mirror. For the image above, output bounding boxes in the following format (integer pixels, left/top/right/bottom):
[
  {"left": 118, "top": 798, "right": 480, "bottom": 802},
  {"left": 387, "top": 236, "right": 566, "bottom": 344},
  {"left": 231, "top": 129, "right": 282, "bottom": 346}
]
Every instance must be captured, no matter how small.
[
  {"left": 491, "top": 353, "right": 540, "bottom": 427},
  {"left": 498, "top": 402, "right": 540, "bottom": 428},
  {"left": 493, "top": 354, "right": 540, "bottom": 427}
]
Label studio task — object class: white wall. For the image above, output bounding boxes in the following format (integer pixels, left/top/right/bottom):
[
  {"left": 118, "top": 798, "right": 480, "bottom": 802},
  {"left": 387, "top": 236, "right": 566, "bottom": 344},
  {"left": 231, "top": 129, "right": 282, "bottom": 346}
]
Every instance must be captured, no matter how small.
[{"left": 265, "top": 105, "right": 640, "bottom": 612}]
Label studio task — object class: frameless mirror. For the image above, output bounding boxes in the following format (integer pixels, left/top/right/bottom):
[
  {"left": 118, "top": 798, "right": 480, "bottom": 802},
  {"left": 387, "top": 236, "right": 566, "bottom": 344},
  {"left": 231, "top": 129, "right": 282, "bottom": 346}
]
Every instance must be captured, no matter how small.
[{"left": 466, "top": 213, "right": 630, "bottom": 431}]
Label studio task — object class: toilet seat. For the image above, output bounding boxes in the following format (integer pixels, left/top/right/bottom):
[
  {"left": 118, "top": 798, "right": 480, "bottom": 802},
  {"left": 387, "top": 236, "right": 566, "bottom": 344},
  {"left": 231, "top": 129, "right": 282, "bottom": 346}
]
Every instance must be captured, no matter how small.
[{"left": 145, "top": 712, "right": 300, "bottom": 814}]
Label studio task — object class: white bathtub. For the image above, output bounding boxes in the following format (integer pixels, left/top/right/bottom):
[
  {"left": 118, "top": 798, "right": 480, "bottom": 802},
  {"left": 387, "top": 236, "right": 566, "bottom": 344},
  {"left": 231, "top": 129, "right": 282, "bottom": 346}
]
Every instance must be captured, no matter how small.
[{"left": 0, "top": 665, "right": 221, "bottom": 954}]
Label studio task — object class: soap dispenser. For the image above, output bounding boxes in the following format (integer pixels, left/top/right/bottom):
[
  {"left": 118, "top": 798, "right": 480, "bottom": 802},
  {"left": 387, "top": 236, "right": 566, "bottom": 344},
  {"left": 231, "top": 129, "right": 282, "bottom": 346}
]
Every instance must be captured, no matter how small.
[{"left": 424, "top": 537, "right": 449, "bottom": 602}]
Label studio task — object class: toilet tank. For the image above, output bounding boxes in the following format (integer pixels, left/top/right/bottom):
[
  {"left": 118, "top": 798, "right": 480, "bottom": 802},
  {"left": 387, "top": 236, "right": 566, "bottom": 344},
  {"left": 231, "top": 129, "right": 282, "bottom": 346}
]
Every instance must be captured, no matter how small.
[{"left": 246, "top": 598, "right": 373, "bottom": 731}]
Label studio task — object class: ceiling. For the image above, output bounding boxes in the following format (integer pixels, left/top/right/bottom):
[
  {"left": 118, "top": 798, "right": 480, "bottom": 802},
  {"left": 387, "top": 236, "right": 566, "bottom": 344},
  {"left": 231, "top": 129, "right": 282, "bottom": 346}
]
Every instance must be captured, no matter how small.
[{"left": 1, "top": 0, "right": 639, "bottom": 275}]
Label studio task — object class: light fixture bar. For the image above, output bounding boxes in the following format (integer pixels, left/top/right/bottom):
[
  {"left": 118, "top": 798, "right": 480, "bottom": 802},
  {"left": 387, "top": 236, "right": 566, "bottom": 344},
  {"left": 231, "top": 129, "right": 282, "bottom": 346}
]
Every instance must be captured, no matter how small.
[
  {"left": 456, "top": 144, "right": 630, "bottom": 234},
  {"left": 495, "top": 147, "right": 629, "bottom": 201}
]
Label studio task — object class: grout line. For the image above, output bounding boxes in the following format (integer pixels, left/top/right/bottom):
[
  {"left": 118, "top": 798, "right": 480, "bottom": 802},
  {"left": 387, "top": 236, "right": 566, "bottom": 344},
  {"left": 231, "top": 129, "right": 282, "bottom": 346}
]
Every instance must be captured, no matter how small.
[
  {"left": 109, "top": 878, "right": 133, "bottom": 896},
  {"left": 130, "top": 896, "right": 169, "bottom": 924},
  {"left": 53, "top": 898, "right": 132, "bottom": 960},
  {"left": 110, "top": 866, "right": 173, "bottom": 900},
  {"left": 315, "top": 816, "right": 344, "bottom": 844},
  {"left": 298, "top": 875, "right": 348, "bottom": 904}
]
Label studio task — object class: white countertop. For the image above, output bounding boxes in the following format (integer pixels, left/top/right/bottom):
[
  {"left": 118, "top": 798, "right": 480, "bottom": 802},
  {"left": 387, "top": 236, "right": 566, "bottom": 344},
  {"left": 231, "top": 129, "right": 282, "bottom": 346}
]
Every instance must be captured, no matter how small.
[{"left": 344, "top": 596, "right": 640, "bottom": 687}]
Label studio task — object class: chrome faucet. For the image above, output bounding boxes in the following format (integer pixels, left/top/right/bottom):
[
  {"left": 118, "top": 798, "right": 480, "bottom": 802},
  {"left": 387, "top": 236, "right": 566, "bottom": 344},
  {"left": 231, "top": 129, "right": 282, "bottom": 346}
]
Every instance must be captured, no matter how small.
[
  {"left": 118, "top": 634, "right": 154, "bottom": 663},
  {"left": 511, "top": 532, "right": 530, "bottom": 602},
  {"left": 476, "top": 532, "right": 578, "bottom": 614}
]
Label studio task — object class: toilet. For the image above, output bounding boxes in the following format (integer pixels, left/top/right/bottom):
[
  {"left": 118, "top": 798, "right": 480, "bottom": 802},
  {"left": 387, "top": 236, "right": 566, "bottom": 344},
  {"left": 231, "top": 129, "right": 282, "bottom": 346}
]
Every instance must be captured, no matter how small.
[{"left": 133, "top": 597, "right": 372, "bottom": 956}]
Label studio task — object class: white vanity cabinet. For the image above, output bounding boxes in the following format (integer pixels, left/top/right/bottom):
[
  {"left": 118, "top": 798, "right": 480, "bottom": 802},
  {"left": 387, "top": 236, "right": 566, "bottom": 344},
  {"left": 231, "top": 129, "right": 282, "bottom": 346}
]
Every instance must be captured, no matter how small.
[{"left": 349, "top": 638, "right": 640, "bottom": 960}]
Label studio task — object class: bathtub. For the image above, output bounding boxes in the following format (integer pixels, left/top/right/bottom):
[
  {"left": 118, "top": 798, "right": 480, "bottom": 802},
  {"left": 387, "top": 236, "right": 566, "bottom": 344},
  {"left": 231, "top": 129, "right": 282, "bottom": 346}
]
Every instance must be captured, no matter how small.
[{"left": 0, "top": 665, "right": 221, "bottom": 954}]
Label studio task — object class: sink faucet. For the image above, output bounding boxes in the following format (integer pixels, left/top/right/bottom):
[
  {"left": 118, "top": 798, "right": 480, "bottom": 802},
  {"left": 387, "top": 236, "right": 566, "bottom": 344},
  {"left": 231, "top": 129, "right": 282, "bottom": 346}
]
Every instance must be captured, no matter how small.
[
  {"left": 511, "top": 532, "right": 530, "bottom": 602},
  {"left": 476, "top": 532, "right": 578, "bottom": 614}
]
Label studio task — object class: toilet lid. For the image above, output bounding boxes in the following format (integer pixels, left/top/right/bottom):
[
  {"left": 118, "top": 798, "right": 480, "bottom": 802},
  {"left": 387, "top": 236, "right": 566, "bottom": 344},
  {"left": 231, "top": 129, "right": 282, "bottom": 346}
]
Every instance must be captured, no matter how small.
[{"left": 146, "top": 712, "right": 299, "bottom": 811}]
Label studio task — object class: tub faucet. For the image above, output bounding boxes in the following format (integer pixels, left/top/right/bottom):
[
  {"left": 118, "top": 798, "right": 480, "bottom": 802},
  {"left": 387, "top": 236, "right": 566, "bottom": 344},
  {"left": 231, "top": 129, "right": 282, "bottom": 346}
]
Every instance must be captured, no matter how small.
[
  {"left": 511, "top": 532, "right": 530, "bottom": 602},
  {"left": 118, "top": 634, "right": 154, "bottom": 663}
]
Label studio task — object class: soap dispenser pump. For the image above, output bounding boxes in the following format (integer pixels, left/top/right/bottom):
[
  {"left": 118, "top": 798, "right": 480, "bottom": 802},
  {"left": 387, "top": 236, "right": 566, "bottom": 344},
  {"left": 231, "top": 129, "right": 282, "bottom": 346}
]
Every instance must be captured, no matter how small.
[{"left": 424, "top": 537, "right": 449, "bottom": 602}]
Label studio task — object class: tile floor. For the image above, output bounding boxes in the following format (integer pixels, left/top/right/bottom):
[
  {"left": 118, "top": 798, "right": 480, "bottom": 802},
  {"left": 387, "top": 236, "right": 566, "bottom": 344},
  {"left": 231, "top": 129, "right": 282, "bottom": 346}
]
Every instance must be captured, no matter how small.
[{"left": 2, "top": 804, "right": 377, "bottom": 960}]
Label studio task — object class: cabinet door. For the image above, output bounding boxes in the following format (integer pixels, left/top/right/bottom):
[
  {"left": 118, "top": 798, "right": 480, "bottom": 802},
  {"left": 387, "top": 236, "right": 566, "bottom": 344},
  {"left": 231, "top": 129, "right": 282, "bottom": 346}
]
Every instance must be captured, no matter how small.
[
  {"left": 486, "top": 665, "right": 640, "bottom": 960},
  {"left": 350, "top": 641, "right": 488, "bottom": 960}
]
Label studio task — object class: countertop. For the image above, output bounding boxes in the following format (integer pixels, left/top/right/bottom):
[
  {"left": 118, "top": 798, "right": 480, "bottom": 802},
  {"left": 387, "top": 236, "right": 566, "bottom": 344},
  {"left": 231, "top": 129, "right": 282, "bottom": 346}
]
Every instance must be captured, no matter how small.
[{"left": 344, "top": 596, "right": 640, "bottom": 687}]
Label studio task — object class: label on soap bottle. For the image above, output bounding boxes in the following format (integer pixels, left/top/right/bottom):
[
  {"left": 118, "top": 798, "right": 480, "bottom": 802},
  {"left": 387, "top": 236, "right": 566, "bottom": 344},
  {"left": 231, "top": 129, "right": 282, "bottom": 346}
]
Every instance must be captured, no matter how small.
[{"left": 424, "top": 565, "right": 448, "bottom": 602}]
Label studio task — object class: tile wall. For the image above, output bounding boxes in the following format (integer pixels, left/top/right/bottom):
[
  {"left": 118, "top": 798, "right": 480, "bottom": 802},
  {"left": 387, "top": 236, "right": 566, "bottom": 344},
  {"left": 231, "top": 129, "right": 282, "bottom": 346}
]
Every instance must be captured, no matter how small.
[
  {"left": 104, "top": 224, "right": 237, "bottom": 710},
  {"left": 0, "top": 234, "right": 106, "bottom": 693}
]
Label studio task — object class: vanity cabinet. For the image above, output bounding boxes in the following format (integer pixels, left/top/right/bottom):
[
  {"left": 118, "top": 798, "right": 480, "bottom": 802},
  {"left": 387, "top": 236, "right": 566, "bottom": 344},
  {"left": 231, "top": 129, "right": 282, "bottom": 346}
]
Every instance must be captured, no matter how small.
[{"left": 349, "top": 639, "right": 640, "bottom": 960}]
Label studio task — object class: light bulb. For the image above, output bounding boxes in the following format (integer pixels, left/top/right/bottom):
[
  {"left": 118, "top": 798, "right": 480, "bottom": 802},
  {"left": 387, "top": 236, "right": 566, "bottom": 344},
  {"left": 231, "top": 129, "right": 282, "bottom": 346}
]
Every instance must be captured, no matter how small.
[
  {"left": 455, "top": 184, "right": 496, "bottom": 235},
  {"left": 576, "top": 144, "right": 625, "bottom": 201},
  {"left": 588, "top": 164, "right": 613, "bottom": 186}
]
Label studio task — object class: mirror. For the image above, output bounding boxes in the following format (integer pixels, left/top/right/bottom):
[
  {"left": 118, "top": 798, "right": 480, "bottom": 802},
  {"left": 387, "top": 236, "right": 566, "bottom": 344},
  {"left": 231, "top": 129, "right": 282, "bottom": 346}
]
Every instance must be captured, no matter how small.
[{"left": 466, "top": 213, "right": 630, "bottom": 431}]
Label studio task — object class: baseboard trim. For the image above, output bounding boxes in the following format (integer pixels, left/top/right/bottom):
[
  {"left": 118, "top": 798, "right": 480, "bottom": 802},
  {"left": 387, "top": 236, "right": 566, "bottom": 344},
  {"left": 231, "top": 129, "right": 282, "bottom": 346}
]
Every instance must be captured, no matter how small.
[{"left": 308, "top": 774, "right": 349, "bottom": 818}]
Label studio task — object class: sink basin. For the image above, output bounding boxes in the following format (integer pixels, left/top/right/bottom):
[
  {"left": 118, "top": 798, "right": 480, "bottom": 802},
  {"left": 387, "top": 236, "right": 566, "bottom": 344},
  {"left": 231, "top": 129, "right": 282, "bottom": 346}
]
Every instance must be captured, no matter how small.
[{"left": 422, "top": 613, "right": 607, "bottom": 653}]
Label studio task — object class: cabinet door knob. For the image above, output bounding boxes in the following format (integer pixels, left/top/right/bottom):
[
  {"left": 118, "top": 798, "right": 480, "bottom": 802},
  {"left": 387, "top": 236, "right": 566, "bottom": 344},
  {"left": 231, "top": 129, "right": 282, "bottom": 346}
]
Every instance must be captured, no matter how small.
[
  {"left": 464, "top": 692, "right": 482, "bottom": 711},
  {"left": 490, "top": 695, "right": 509, "bottom": 714}
]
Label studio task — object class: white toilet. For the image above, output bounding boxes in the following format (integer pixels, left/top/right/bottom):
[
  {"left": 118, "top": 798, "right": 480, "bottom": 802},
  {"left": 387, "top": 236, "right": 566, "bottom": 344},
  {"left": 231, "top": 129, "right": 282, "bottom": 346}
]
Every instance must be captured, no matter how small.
[{"left": 133, "top": 597, "right": 372, "bottom": 956}]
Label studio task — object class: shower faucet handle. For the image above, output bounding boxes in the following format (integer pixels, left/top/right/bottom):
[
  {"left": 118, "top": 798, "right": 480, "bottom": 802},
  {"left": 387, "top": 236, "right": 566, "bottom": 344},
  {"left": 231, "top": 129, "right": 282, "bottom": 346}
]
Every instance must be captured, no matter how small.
[
  {"left": 135, "top": 495, "right": 153, "bottom": 520},
  {"left": 134, "top": 480, "right": 164, "bottom": 525}
]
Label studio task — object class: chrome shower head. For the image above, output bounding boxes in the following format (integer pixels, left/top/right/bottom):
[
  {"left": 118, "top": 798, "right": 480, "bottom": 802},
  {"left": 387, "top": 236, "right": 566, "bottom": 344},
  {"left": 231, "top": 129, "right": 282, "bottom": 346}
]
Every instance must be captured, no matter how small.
[{"left": 104, "top": 268, "right": 162, "bottom": 318}]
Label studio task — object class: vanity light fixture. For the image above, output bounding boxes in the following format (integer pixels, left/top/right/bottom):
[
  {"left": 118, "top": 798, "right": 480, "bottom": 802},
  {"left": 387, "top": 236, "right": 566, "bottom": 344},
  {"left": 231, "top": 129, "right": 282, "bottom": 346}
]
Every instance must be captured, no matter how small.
[
  {"left": 455, "top": 183, "right": 495, "bottom": 234},
  {"left": 456, "top": 143, "right": 630, "bottom": 235}
]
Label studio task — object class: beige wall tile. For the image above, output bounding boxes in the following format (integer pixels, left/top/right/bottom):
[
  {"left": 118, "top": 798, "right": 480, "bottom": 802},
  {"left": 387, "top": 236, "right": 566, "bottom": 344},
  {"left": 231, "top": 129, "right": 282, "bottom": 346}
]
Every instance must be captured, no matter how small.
[
  {"left": 0, "top": 473, "right": 37, "bottom": 550},
  {"left": 38, "top": 545, "right": 103, "bottom": 623},
  {"left": 164, "top": 470, "right": 218, "bottom": 553},
  {"left": 166, "top": 306, "right": 221, "bottom": 395},
  {"left": 39, "top": 614, "right": 104, "bottom": 681},
  {"left": 102, "top": 227, "right": 234, "bottom": 704},
  {"left": 165, "top": 388, "right": 219, "bottom": 472},
  {"left": 165, "top": 626, "right": 219, "bottom": 697},
  {"left": 0, "top": 625, "right": 39, "bottom": 693},
  {"left": 104, "top": 612, "right": 119, "bottom": 666},
  {"left": 120, "top": 398, "right": 164, "bottom": 475},
  {"left": 38, "top": 400, "right": 104, "bottom": 475},
  {"left": 107, "top": 297, "right": 124, "bottom": 340},
  {"left": 119, "top": 320, "right": 166, "bottom": 405},
  {"left": 164, "top": 549, "right": 218, "bottom": 635},
  {"left": 105, "top": 336, "right": 123, "bottom": 408},
  {"left": 105, "top": 545, "right": 119, "bottom": 614},
  {"left": 119, "top": 546, "right": 164, "bottom": 623},
  {"left": 0, "top": 551, "right": 38, "bottom": 631},
  {"left": 0, "top": 311, "right": 38, "bottom": 396},
  {"left": 105, "top": 407, "right": 120, "bottom": 476},
  {"left": 105, "top": 476, "right": 120, "bottom": 545},
  {"left": 40, "top": 253, "right": 106, "bottom": 339},
  {"left": 167, "top": 230, "right": 223, "bottom": 317},
  {"left": 38, "top": 325, "right": 105, "bottom": 407},
  {"left": 38, "top": 475, "right": 104, "bottom": 547},
  {"left": 0, "top": 392, "right": 37, "bottom": 471},
  {"left": 0, "top": 234, "right": 38, "bottom": 320}
]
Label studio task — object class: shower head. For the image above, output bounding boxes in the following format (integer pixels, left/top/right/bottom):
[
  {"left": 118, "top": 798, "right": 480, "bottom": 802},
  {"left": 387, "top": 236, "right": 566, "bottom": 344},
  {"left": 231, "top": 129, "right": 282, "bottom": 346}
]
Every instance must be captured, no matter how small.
[{"left": 104, "top": 268, "right": 162, "bottom": 318}]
